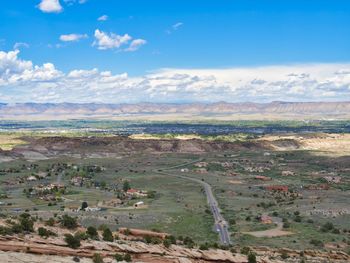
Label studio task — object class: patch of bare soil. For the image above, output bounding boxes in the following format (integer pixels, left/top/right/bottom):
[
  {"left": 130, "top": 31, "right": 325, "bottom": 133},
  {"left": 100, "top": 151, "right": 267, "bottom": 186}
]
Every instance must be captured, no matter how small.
[
  {"left": 228, "top": 180, "right": 244, "bottom": 185},
  {"left": 258, "top": 133, "right": 350, "bottom": 156},
  {"left": 243, "top": 219, "right": 293, "bottom": 238}
]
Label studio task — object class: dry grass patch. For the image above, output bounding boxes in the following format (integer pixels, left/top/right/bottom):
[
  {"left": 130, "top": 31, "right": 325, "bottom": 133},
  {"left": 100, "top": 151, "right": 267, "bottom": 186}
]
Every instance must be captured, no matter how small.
[
  {"left": 258, "top": 133, "right": 350, "bottom": 156},
  {"left": 0, "top": 134, "right": 26, "bottom": 150}
]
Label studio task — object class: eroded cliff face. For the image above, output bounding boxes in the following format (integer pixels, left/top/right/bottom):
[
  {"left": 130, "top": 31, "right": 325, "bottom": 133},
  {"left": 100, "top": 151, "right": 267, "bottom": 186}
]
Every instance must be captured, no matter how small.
[{"left": 0, "top": 233, "right": 349, "bottom": 263}]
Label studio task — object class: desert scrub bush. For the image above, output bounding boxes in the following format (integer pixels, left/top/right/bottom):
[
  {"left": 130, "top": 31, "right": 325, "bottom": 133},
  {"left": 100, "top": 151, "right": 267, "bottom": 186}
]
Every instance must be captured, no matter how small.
[
  {"left": 241, "top": 246, "right": 251, "bottom": 255},
  {"left": 64, "top": 233, "right": 81, "bottom": 249},
  {"left": 87, "top": 226, "right": 99, "bottom": 239},
  {"left": 19, "top": 213, "right": 34, "bottom": 232},
  {"left": 38, "top": 227, "right": 56, "bottom": 238},
  {"left": 102, "top": 227, "right": 114, "bottom": 242},
  {"left": 92, "top": 253, "right": 104, "bottom": 263},
  {"left": 247, "top": 252, "right": 257, "bottom": 263},
  {"left": 61, "top": 214, "right": 78, "bottom": 229}
]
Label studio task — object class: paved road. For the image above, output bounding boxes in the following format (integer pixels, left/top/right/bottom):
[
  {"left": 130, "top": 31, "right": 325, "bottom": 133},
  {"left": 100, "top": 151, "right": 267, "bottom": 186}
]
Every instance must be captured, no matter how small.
[{"left": 158, "top": 160, "right": 231, "bottom": 245}]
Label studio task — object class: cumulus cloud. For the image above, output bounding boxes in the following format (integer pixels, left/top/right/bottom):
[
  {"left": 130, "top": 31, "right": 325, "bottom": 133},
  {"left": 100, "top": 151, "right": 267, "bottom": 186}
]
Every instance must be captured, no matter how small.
[
  {"left": 97, "top": 15, "right": 108, "bottom": 21},
  {"left": 0, "top": 49, "right": 350, "bottom": 103},
  {"left": 0, "top": 50, "right": 62, "bottom": 86},
  {"left": 38, "top": 0, "right": 63, "bottom": 13},
  {"left": 93, "top": 29, "right": 146, "bottom": 51},
  {"left": 93, "top": 29, "right": 132, "bottom": 50},
  {"left": 59, "top": 33, "right": 88, "bottom": 42}
]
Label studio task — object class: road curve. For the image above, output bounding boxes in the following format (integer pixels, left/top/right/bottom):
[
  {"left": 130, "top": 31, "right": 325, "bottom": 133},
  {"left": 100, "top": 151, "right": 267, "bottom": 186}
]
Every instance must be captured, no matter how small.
[{"left": 157, "top": 160, "right": 231, "bottom": 245}]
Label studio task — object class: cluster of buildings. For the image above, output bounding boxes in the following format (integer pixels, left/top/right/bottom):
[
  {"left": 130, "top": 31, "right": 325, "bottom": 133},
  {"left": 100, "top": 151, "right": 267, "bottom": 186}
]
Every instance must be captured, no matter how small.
[
  {"left": 323, "top": 176, "right": 342, "bottom": 184},
  {"left": 30, "top": 183, "right": 66, "bottom": 201},
  {"left": 70, "top": 176, "right": 90, "bottom": 187}
]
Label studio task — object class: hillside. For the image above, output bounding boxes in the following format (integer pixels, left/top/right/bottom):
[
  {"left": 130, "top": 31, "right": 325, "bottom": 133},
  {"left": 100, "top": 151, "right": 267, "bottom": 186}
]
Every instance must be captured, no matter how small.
[{"left": 0, "top": 101, "right": 350, "bottom": 120}]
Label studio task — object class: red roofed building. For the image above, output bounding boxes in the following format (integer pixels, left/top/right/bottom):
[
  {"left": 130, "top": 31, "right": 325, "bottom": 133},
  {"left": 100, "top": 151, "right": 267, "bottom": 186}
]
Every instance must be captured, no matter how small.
[
  {"left": 260, "top": 215, "right": 273, "bottom": 224},
  {"left": 127, "top": 189, "right": 138, "bottom": 194}
]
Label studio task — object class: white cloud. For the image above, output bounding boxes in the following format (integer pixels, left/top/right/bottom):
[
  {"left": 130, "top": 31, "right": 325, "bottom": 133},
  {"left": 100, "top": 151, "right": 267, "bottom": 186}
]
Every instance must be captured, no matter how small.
[
  {"left": 59, "top": 34, "right": 88, "bottom": 42},
  {"left": 93, "top": 29, "right": 146, "bottom": 51},
  {"left": 125, "top": 39, "right": 147, "bottom": 52},
  {"left": 97, "top": 15, "right": 108, "bottom": 21},
  {"left": 38, "top": 0, "right": 63, "bottom": 13},
  {"left": 13, "top": 42, "right": 30, "bottom": 49},
  {"left": 166, "top": 22, "right": 184, "bottom": 34},
  {"left": 93, "top": 29, "right": 132, "bottom": 50},
  {"left": 172, "top": 22, "right": 183, "bottom": 30},
  {"left": 0, "top": 49, "right": 350, "bottom": 103},
  {"left": 0, "top": 50, "right": 62, "bottom": 85}
]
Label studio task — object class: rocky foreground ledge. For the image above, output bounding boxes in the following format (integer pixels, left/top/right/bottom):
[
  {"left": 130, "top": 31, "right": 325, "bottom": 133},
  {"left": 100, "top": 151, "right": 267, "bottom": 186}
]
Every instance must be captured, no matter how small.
[{"left": 0, "top": 235, "right": 349, "bottom": 263}]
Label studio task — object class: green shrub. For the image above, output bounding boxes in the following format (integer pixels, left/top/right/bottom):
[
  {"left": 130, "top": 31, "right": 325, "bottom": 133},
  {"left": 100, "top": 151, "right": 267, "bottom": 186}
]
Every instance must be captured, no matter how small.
[
  {"left": 92, "top": 253, "right": 104, "bottom": 263},
  {"left": 124, "top": 228, "right": 131, "bottom": 235},
  {"left": 11, "top": 224, "right": 23, "bottom": 234},
  {"left": 281, "top": 251, "right": 289, "bottom": 259},
  {"left": 19, "top": 213, "right": 34, "bottom": 232},
  {"left": 114, "top": 253, "right": 124, "bottom": 261},
  {"left": 102, "top": 227, "right": 114, "bottom": 242},
  {"left": 87, "top": 226, "right": 99, "bottom": 239},
  {"left": 283, "top": 222, "right": 290, "bottom": 228},
  {"left": 294, "top": 216, "right": 302, "bottom": 222},
  {"left": 74, "top": 231, "right": 88, "bottom": 240},
  {"left": 64, "top": 233, "right": 81, "bottom": 249},
  {"left": 321, "top": 222, "right": 334, "bottom": 232},
  {"left": 45, "top": 218, "right": 55, "bottom": 226},
  {"left": 124, "top": 253, "right": 132, "bottom": 262},
  {"left": 241, "top": 246, "right": 251, "bottom": 255},
  {"left": 163, "top": 239, "right": 171, "bottom": 248},
  {"left": 0, "top": 226, "right": 13, "bottom": 235},
  {"left": 247, "top": 252, "right": 257, "bottom": 263},
  {"left": 183, "top": 236, "right": 195, "bottom": 248},
  {"left": 61, "top": 215, "right": 78, "bottom": 229},
  {"left": 38, "top": 227, "right": 56, "bottom": 238},
  {"left": 165, "top": 235, "right": 176, "bottom": 244},
  {"left": 199, "top": 243, "right": 209, "bottom": 250}
]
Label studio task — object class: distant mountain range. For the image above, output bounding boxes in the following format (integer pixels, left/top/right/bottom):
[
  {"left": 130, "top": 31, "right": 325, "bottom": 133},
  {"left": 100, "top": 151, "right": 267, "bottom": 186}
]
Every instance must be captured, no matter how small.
[{"left": 0, "top": 102, "right": 349, "bottom": 120}]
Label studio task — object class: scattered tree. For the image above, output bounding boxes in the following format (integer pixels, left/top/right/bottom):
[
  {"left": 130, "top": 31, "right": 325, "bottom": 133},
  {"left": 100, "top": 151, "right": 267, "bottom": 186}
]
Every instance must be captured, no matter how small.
[
  {"left": 247, "top": 252, "right": 257, "bottom": 263},
  {"left": 38, "top": 227, "right": 56, "bottom": 238},
  {"left": 61, "top": 215, "right": 78, "bottom": 229},
  {"left": 87, "top": 226, "right": 99, "bottom": 239},
  {"left": 64, "top": 233, "right": 81, "bottom": 249},
  {"left": 102, "top": 227, "right": 114, "bottom": 242},
  {"left": 81, "top": 201, "right": 88, "bottom": 211},
  {"left": 123, "top": 181, "right": 131, "bottom": 192},
  {"left": 19, "top": 213, "right": 34, "bottom": 232}
]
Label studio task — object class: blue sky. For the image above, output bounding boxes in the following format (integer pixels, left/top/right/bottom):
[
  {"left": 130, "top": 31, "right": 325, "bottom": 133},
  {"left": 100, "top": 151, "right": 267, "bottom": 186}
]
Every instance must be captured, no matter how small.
[{"left": 0, "top": 0, "right": 350, "bottom": 103}]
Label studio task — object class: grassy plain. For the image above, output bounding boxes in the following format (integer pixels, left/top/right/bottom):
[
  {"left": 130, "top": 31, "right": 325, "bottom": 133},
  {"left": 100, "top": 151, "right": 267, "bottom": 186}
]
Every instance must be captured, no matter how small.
[{"left": 0, "top": 129, "right": 349, "bottom": 251}]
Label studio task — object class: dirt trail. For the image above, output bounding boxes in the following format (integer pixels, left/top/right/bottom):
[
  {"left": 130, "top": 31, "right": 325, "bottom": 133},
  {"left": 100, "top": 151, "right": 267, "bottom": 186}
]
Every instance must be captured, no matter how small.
[{"left": 243, "top": 217, "right": 293, "bottom": 238}]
